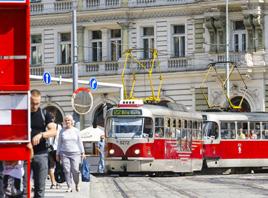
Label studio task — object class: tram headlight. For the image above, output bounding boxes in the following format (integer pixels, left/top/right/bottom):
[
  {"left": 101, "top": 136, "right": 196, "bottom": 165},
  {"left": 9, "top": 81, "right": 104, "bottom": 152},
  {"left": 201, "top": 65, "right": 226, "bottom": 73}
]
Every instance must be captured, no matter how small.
[
  {"left": 134, "top": 149, "right": 140, "bottom": 155},
  {"left": 109, "top": 149, "right": 115, "bottom": 155}
]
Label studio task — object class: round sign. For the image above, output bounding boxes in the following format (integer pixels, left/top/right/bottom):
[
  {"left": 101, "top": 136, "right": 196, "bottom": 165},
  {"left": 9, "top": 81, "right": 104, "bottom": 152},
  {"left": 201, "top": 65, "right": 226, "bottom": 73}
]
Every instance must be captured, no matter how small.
[{"left": 71, "top": 87, "right": 93, "bottom": 115}]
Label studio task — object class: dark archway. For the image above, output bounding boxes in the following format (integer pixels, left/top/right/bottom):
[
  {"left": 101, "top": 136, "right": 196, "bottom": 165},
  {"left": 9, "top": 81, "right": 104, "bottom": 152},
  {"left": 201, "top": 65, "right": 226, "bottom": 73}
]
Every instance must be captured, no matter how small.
[
  {"left": 93, "top": 103, "right": 113, "bottom": 128},
  {"left": 230, "top": 96, "right": 251, "bottom": 112},
  {"left": 45, "top": 106, "right": 63, "bottom": 125}
]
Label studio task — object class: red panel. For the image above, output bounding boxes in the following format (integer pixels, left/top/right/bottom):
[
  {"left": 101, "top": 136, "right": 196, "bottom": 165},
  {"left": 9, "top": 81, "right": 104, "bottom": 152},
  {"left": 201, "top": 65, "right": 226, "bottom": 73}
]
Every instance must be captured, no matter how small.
[
  {"left": 0, "top": 110, "right": 28, "bottom": 141},
  {"left": 106, "top": 143, "right": 124, "bottom": 157},
  {"left": 126, "top": 143, "right": 155, "bottom": 158},
  {"left": 203, "top": 140, "right": 268, "bottom": 159},
  {"left": 0, "top": 59, "right": 29, "bottom": 90},
  {"left": 191, "top": 140, "right": 203, "bottom": 160},
  {"left": 0, "top": 10, "right": 27, "bottom": 55},
  {"left": 0, "top": 1, "right": 30, "bottom": 91},
  {"left": 0, "top": 144, "right": 30, "bottom": 160}
]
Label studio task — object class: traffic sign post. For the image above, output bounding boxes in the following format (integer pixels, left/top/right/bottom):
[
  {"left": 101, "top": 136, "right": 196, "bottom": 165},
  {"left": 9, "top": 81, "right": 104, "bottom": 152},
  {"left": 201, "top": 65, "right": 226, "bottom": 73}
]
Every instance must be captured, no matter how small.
[
  {"left": 43, "top": 72, "right": 52, "bottom": 85},
  {"left": 89, "top": 77, "right": 98, "bottom": 91}
]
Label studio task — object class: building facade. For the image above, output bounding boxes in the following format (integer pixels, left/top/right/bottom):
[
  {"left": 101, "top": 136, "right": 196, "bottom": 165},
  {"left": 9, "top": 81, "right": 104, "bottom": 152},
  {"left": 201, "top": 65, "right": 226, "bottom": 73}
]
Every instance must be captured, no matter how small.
[{"left": 30, "top": 0, "right": 268, "bottom": 127}]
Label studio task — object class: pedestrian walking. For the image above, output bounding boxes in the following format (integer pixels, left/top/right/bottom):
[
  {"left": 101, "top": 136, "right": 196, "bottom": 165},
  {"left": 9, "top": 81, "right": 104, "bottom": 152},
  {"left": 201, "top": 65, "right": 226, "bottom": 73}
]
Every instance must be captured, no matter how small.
[
  {"left": 30, "top": 89, "right": 57, "bottom": 198},
  {"left": 2, "top": 161, "right": 24, "bottom": 198},
  {"left": 47, "top": 111, "right": 62, "bottom": 189},
  {"left": 56, "top": 114, "right": 85, "bottom": 193},
  {"left": 97, "top": 135, "right": 105, "bottom": 173}
]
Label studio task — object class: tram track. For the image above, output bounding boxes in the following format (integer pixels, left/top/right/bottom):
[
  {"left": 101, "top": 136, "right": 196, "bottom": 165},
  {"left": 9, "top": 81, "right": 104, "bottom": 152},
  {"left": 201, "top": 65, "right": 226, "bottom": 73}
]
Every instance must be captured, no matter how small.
[
  {"left": 112, "top": 177, "right": 130, "bottom": 198},
  {"left": 184, "top": 175, "right": 268, "bottom": 195},
  {"left": 148, "top": 178, "right": 199, "bottom": 198}
]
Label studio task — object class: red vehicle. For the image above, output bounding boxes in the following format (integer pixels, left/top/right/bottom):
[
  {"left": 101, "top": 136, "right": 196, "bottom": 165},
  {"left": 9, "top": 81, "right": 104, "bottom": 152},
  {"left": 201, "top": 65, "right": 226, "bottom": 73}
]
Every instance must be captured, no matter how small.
[
  {"left": 105, "top": 100, "right": 203, "bottom": 174},
  {"left": 202, "top": 112, "right": 268, "bottom": 173}
]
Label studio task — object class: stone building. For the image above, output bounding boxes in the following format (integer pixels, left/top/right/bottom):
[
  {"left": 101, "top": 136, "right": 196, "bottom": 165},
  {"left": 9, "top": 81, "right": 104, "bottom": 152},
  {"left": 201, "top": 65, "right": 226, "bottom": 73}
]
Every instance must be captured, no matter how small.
[{"left": 30, "top": 0, "right": 268, "bottom": 127}]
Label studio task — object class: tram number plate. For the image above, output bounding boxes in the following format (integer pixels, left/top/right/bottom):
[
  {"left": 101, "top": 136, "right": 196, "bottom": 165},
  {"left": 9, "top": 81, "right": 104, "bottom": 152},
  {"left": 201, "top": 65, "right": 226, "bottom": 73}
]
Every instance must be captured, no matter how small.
[{"left": 119, "top": 140, "right": 130, "bottom": 145}]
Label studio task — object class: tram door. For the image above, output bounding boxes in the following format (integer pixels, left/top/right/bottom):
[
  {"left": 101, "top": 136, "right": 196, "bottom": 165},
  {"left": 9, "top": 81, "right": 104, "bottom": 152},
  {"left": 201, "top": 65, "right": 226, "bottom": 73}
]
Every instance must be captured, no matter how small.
[{"left": 203, "top": 121, "right": 220, "bottom": 159}]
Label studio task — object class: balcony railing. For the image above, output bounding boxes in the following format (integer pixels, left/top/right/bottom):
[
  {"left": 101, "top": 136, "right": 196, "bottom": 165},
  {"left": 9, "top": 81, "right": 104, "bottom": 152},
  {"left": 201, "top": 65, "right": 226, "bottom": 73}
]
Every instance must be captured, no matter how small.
[
  {"left": 30, "top": 65, "right": 44, "bottom": 76},
  {"left": 128, "top": 0, "right": 196, "bottom": 7},
  {"left": 30, "top": 0, "right": 197, "bottom": 15},
  {"left": 168, "top": 57, "right": 191, "bottom": 70},
  {"left": 85, "top": 0, "right": 121, "bottom": 9},
  {"left": 55, "top": 64, "right": 72, "bottom": 77},
  {"left": 54, "top": 0, "right": 73, "bottom": 12},
  {"left": 30, "top": 2, "right": 44, "bottom": 14}
]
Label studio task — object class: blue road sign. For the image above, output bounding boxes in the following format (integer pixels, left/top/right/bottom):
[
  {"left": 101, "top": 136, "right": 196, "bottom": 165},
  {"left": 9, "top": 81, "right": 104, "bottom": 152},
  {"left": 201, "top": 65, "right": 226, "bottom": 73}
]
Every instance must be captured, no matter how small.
[
  {"left": 89, "top": 77, "right": 98, "bottom": 90},
  {"left": 43, "top": 72, "right": 52, "bottom": 85}
]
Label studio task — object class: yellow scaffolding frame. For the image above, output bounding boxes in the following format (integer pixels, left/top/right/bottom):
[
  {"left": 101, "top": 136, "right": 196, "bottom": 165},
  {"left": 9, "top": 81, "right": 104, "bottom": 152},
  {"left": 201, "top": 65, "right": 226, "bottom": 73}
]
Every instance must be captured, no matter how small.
[
  {"left": 121, "top": 48, "right": 163, "bottom": 103},
  {"left": 200, "top": 62, "right": 248, "bottom": 110}
]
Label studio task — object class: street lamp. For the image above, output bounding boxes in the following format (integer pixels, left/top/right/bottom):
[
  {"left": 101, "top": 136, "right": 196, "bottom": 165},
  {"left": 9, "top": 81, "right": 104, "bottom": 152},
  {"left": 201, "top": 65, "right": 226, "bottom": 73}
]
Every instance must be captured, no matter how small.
[
  {"left": 72, "top": 0, "right": 80, "bottom": 129},
  {"left": 226, "top": 0, "right": 230, "bottom": 98}
]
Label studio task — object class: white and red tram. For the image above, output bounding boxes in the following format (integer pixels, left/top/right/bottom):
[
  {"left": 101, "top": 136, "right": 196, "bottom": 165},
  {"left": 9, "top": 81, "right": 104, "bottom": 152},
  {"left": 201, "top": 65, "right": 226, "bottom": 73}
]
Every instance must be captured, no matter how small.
[
  {"left": 202, "top": 112, "right": 268, "bottom": 172},
  {"left": 105, "top": 100, "right": 203, "bottom": 173}
]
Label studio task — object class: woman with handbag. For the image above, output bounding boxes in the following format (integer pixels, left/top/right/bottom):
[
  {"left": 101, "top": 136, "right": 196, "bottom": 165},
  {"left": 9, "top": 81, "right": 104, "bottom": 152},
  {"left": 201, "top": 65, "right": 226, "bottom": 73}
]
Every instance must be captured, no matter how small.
[{"left": 56, "top": 114, "right": 85, "bottom": 192}]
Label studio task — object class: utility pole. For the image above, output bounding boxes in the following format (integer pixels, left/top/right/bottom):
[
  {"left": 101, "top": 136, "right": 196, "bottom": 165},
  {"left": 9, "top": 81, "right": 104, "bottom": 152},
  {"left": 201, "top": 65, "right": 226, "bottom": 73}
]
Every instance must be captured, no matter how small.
[
  {"left": 226, "top": 0, "right": 230, "bottom": 98},
  {"left": 72, "top": 1, "right": 80, "bottom": 129}
]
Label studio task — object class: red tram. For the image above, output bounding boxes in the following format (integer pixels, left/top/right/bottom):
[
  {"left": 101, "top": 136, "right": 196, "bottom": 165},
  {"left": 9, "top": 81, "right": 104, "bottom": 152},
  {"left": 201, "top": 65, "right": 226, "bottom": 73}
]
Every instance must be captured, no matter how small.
[
  {"left": 105, "top": 100, "right": 203, "bottom": 174},
  {"left": 202, "top": 112, "right": 268, "bottom": 173}
]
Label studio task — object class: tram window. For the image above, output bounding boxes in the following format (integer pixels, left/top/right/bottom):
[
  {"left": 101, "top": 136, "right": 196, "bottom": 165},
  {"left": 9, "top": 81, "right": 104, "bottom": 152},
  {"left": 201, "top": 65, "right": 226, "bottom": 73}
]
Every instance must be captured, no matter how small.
[
  {"left": 221, "top": 122, "right": 235, "bottom": 139},
  {"left": 237, "top": 122, "right": 248, "bottom": 139},
  {"left": 186, "top": 120, "right": 192, "bottom": 151},
  {"left": 143, "top": 117, "right": 153, "bottom": 138},
  {"left": 197, "top": 122, "right": 202, "bottom": 140},
  {"left": 107, "top": 117, "right": 143, "bottom": 138},
  {"left": 155, "top": 117, "right": 164, "bottom": 138},
  {"left": 165, "top": 118, "right": 172, "bottom": 138},
  {"left": 249, "top": 122, "right": 260, "bottom": 139},
  {"left": 178, "top": 119, "right": 181, "bottom": 128},
  {"left": 171, "top": 119, "right": 176, "bottom": 138},
  {"left": 261, "top": 122, "right": 268, "bottom": 139},
  {"left": 192, "top": 121, "right": 198, "bottom": 140},
  {"left": 180, "top": 120, "right": 188, "bottom": 151},
  {"left": 203, "top": 121, "right": 218, "bottom": 139},
  {"left": 176, "top": 119, "right": 181, "bottom": 140}
]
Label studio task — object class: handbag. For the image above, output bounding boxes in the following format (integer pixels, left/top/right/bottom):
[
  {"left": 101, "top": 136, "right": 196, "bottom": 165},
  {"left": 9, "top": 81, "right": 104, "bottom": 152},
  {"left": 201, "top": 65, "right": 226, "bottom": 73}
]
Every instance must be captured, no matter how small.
[
  {"left": 54, "top": 161, "right": 65, "bottom": 183},
  {"left": 81, "top": 159, "right": 90, "bottom": 182}
]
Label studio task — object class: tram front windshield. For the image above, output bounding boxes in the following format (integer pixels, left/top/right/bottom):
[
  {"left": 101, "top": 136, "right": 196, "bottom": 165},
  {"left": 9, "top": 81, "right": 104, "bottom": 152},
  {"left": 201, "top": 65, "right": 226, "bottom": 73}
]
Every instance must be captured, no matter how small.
[
  {"left": 202, "top": 121, "right": 219, "bottom": 139},
  {"left": 107, "top": 117, "right": 152, "bottom": 138}
]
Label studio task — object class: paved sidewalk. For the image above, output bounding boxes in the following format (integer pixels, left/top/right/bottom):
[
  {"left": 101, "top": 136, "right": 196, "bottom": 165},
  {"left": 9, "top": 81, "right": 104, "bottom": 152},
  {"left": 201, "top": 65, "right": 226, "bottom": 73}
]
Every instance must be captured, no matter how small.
[{"left": 43, "top": 175, "right": 92, "bottom": 198}]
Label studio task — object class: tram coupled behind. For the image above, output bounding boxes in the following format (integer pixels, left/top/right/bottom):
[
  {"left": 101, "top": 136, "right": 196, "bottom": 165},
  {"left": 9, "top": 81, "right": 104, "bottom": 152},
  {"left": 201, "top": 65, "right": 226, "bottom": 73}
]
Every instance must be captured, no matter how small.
[
  {"left": 202, "top": 112, "right": 268, "bottom": 172},
  {"left": 105, "top": 100, "right": 203, "bottom": 174}
]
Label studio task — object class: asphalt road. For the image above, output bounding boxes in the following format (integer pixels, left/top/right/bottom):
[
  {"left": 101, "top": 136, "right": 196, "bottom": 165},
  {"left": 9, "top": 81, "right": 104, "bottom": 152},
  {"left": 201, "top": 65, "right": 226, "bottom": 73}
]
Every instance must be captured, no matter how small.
[{"left": 89, "top": 173, "right": 268, "bottom": 198}]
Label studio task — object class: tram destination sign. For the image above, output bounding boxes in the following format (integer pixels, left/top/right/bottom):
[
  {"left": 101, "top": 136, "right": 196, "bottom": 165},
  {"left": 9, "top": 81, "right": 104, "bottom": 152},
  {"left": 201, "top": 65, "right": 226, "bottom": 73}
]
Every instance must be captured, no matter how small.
[{"left": 113, "top": 109, "right": 142, "bottom": 116}]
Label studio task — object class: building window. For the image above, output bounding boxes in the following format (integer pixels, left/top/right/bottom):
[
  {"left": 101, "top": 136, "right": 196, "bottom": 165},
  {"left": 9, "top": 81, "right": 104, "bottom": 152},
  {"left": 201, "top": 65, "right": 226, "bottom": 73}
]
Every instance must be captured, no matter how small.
[
  {"left": 233, "top": 21, "right": 246, "bottom": 52},
  {"left": 92, "top": 30, "right": 102, "bottom": 62},
  {"left": 172, "top": 25, "right": 185, "bottom": 57},
  {"left": 110, "top": 29, "right": 121, "bottom": 61},
  {"left": 142, "top": 27, "right": 154, "bottom": 59},
  {"left": 31, "top": 34, "right": 42, "bottom": 66},
  {"left": 59, "top": 33, "right": 71, "bottom": 64}
]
